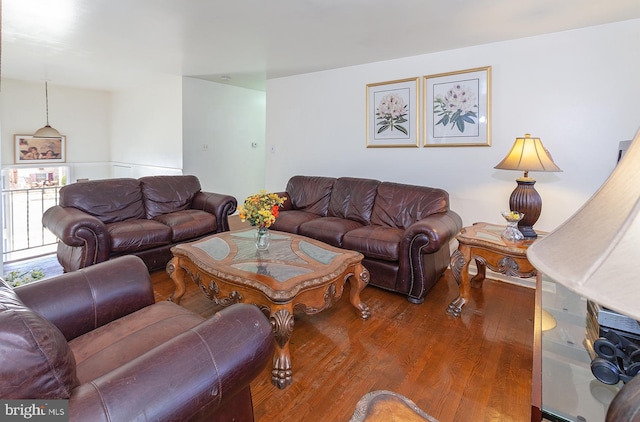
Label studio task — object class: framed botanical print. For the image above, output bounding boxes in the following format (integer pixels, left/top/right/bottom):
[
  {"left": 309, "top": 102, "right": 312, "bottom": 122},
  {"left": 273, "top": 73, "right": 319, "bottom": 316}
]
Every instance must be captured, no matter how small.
[
  {"left": 424, "top": 66, "right": 491, "bottom": 147},
  {"left": 366, "top": 77, "right": 419, "bottom": 148}
]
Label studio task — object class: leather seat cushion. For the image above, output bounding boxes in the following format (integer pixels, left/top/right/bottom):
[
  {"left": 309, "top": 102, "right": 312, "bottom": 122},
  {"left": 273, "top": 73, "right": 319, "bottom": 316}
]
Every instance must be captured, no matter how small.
[
  {"left": 371, "top": 182, "right": 448, "bottom": 229},
  {"left": 59, "top": 178, "right": 145, "bottom": 224},
  {"left": 154, "top": 209, "right": 217, "bottom": 242},
  {"left": 69, "top": 301, "right": 204, "bottom": 383},
  {"left": 328, "top": 177, "right": 380, "bottom": 224},
  {"left": 299, "top": 217, "right": 364, "bottom": 248},
  {"left": 342, "top": 225, "right": 403, "bottom": 261},
  {"left": 285, "top": 175, "right": 336, "bottom": 215},
  {"left": 140, "top": 175, "right": 201, "bottom": 218},
  {"left": 270, "top": 210, "right": 322, "bottom": 234},
  {"left": 0, "top": 278, "right": 79, "bottom": 399},
  {"left": 107, "top": 219, "right": 172, "bottom": 252}
]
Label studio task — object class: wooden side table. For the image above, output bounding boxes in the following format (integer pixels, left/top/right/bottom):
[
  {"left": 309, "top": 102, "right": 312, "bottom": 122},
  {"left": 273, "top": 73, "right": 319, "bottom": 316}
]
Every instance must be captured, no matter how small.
[{"left": 446, "top": 222, "right": 540, "bottom": 317}]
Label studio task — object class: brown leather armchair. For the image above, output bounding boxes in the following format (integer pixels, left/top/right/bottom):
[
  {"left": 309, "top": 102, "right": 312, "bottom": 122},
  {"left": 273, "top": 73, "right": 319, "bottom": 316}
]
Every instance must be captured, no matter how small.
[{"left": 0, "top": 255, "right": 273, "bottom": 421}]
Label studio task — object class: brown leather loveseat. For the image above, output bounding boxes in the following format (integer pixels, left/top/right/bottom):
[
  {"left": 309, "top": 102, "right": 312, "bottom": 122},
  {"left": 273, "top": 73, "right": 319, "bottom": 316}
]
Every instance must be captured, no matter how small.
[
  {"left": 271, "top": 176, "right": 463, "bottom": 303},
  {"left": 42, "top": 175, "right": 237, "bottom": 272},
  {"left": 0, "top": 255, "right": 273, "bottom": 421}
]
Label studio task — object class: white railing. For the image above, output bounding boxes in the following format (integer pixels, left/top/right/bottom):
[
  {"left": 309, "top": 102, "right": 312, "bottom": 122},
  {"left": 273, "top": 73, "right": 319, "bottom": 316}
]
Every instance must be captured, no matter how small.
[
  {"left": 2, "top": 165, "right": 68, "bottom": 263},
  {"left": 2, "top": 186, "right": 60, "bottom": 262}
]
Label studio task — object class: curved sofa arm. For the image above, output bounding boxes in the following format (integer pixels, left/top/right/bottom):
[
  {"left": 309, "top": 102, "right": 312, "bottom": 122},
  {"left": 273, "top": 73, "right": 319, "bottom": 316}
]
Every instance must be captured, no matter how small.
[
  {"left": 68, "top": 304, "right": 274, "bottom": 422},
  {"left": 402, "top": 210, "right": 463, "bottom": 255},
  {"left": 15, "top": 256, "right": 155, "bottom": 341},
  {"left": 192, "top": 192, "right": 237, "bottom": 232},
  {"left": 273, "top": 190, "right": 293, "bottom": 211},
  {"left": 42, "top": 205, "right": 110, "bottom": 266},
  {"left": 398, "top": 210, "right": 463, "bottom": 303}
]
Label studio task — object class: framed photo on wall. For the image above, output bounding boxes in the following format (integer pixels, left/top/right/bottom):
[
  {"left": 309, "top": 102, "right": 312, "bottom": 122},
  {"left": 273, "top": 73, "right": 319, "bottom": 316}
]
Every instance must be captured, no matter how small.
[
  {"left": 424, "top": 66, "right": 491, "bottom": 147},
  {"left": 366, "top": 77, "right": 419, "bottom": 148},
  {"left": 14, "top": 134, "right": 66, "bottom": 164}
]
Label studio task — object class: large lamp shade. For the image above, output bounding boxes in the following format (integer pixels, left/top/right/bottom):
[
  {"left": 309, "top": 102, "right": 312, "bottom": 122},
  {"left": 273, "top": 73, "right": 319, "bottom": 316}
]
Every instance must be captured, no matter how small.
[
  {"left": 527, "top": 128, "right": 640, "bottom": 321},
  {"left": 527, "top": 128, "right": 640, "bottom": 421}
]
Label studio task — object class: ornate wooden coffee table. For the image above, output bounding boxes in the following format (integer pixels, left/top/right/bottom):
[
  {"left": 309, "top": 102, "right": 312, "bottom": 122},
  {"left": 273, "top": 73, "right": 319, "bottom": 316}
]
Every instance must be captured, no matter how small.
[
  {"left": 168, "top": 229, "right": 371, "bottom": 389},
  {"left": 446, "top": 222, "right": 541, "bottom": 317}
]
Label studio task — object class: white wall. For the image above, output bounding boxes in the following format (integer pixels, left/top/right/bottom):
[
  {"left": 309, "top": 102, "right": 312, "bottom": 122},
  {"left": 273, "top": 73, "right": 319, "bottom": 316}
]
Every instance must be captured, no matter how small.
[
  {"left": 0, "top": 79, "right": 112, "bottom": 181},
  {"left": 265, "top": 20, "right": 640, "bottom": 232},
  {"left": 0, "top": 75, "right": 266, "bottom": 194},
  {"left": 110, "top": 74, "right": 184, "bottom": 176},
  {"left": 182, "top": 77, "right": 266, "bottom": 202}
]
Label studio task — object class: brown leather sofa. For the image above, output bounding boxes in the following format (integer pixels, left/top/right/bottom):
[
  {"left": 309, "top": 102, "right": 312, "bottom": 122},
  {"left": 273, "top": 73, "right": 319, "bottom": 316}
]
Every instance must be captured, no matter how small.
[
  {"left": 271, "top": 176, "right": 463, "bottom": 303},
  {"left": 0, "top": 255, "right": 273, "bottom": 422},
  {"left": 42, "top": 175, "right": 237, "bottom": 272}
]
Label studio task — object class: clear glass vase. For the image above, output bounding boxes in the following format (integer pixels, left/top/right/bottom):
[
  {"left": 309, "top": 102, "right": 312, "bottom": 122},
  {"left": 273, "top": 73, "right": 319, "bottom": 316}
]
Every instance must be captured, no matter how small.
[
  {"left": 255, "top": 227, "right": 271, "bottom": 250},
  {"left": 501, "top": 211, "right": 524, "bottom": 242}
]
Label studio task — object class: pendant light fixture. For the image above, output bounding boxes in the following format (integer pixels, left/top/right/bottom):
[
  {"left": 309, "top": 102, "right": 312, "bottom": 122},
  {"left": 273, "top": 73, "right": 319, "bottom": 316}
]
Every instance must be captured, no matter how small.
[{"left": 33, "top": 82, "right": 62, "bottom": 138}]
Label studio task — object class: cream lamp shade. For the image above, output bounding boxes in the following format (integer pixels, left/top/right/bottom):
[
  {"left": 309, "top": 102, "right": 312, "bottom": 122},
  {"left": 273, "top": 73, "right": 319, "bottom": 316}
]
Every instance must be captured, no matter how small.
[
  {"left": 494, "top": 134, "right": 562, "bottom": 175},
  {"left": 527, "top": 128, "right": 640, "bottom": 322},
  {"left": 33, "top": 124, "right": 62, "bottom": 138}
]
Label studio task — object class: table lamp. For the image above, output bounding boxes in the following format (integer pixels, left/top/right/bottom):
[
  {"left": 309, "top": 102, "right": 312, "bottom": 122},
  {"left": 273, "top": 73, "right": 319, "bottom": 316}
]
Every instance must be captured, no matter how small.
[
  {"left": 494, "top": 134, "right": 562, "bottom": 238},
  {"left": 527, "top": 128, "right": 640, "bottom": 421}
]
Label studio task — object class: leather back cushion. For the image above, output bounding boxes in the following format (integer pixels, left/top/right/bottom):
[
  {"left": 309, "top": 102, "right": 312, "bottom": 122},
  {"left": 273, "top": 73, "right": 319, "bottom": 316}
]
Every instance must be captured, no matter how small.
[
  {"left": 285, "top": 175, "right": 336, "bottom": 216},
  {"left": 371, "top": 182, "right": 449, "bottom": 229},
  {"left": 59, "top": 178, "right": 145, "bottom": 224},
  {"left": 328, "top": 177, "right": 380, "bottom": 224},
  {"left": 140, "top": 175, "right": 201, "bottom": 218},
  {"left": 0, "top": 278, "right": 79, "bottom": 399}
]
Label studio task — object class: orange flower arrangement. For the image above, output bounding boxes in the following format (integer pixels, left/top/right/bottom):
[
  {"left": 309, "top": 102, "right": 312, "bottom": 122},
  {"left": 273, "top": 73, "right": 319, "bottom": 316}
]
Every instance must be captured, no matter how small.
[{"left": 238, "top": 191, "right": 287, "bottom": 228}]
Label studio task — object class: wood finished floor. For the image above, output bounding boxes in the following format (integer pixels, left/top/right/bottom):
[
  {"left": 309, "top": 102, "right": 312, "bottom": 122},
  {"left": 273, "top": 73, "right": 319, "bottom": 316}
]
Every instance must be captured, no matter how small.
[{"left": 7, "top": 251, "right": 535, "bottom": 422}]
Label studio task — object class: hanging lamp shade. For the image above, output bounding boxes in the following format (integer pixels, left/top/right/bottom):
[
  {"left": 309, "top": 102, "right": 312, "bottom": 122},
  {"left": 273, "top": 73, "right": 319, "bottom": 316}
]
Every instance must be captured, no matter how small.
[
  {"left": 33, "top": 82, "right": 62, "bottom": 138},
  {"left": 33, "top": 124, "right": 62, "bottom": 138}
]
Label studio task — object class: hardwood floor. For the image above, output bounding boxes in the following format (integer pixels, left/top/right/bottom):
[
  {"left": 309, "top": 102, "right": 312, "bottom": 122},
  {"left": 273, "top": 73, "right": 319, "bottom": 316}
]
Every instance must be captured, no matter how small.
[{"left": 6, "top": 251, "right": 535, "bottom": 421}]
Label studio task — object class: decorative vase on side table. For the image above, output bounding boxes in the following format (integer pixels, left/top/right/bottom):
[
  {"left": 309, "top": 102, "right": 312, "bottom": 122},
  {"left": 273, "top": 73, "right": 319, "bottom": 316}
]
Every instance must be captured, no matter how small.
[{"left": 501, "top": 211, "right": 525, "bottom": 242}]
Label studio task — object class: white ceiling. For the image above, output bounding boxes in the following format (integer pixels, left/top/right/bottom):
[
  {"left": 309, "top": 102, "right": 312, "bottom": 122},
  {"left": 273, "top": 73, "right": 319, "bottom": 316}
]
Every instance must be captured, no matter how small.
[{"left": 3, "top": 0, "right": 640, "bottom": 92}]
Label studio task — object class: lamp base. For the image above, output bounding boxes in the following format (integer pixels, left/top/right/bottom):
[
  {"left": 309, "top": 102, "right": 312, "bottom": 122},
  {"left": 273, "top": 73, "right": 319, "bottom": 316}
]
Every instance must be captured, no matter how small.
[
  {"left": 519, "top": 225, "right": 538, "bottom": 239},
  {"left": 509, "top": 178, "right": 542, "bottom": 239}
]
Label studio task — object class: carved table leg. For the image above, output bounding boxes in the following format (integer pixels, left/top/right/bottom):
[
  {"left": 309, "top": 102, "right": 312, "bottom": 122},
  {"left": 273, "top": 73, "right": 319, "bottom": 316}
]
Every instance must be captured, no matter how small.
[
  {"left": 167, "top": 257, "right": 186, "bottom": 305},
  {"left": 270, "top": 306, "right": 295, "bottom": 389},
  {"left": 348, "top": 264, "right": 371, "bottom": 320},
  {"left": 447, "top": 245, "right": 471, "bottom": 317},
  {"left": 470, "top": 258, "right": 487, "bottom": 288}
]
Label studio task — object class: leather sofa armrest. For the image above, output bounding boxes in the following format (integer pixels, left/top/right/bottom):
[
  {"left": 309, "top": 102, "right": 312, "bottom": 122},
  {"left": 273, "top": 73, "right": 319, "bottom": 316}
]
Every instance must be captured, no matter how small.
[
  {"left": 67, "top": 303, "right": 274, "bottom": 422},
  {"left": 191, "top": 191, "right": 237, "bottom": 232},
  {"left": 402, "top": 210, "right": 463, "bottom": 254},
  {"left": 42, "top": 205, "right": 111, "bottom": 264},
  {"left": 15, "top": 256, "right": 155, "bottom": 341},
  {"left": 273, "top": 191, "right": 293, "bottom": 211}
]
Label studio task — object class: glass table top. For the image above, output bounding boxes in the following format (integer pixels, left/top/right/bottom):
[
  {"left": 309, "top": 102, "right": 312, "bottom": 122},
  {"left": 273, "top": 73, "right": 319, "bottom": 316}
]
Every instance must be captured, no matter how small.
[
  {"left": 541, "top": 274, "right": 621, "bottom": 421},
  {"left": 190, "top": 229, "right": 344, "bottom": 283}
]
